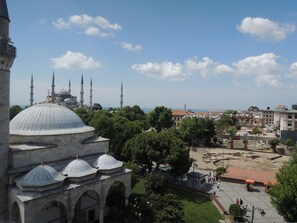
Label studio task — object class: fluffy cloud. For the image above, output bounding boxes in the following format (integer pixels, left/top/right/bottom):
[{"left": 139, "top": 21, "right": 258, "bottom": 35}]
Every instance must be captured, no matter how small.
[
  {"left": 132, "top": 57, "right": 231, "bottom": 81},
  {"left": 185, "top": 57, "right": 233, "bottom": 77},
  {"left": 85, "top": 27, "right": 112, "bottom": 37},
  {"left": 120, "top": 42, "right": 143, "bottom": 51},
  {"left": 132, "top": 53, "right": 287, "bottom": 87},
  {"left": 237, "top": 17, "right": 295, "bottom": 41},
  {"left": 131, "top": 62, "right": 189, "bottom": 81},
  {"left": 233, "top": 53, "right": 282, "bottom": 87},
  {"left": 289, "top": 62, "right": 297, "bottom": 77},
  {"left": 52, "top": 14, "right": 122, "bottom": 37},
  {"left": 51, "top": 51, "right": 101, "bottom": 69}
]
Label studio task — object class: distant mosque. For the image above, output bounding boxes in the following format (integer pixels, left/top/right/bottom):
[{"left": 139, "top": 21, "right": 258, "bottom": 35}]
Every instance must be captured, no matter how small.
[
  {"left": 30, "top": 73, "right": 124, "bottom": 110},
  {"left": 0, "top": 1, "right": 131, "bottom": 223}
]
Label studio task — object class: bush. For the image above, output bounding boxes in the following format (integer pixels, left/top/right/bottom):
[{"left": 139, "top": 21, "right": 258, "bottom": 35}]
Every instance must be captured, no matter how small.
[
  {"left": 215, "top": 167, "right": 225, "bottom": 176},
  {"left": 228, "top": 204, "right": 246, "bottom": 217}
]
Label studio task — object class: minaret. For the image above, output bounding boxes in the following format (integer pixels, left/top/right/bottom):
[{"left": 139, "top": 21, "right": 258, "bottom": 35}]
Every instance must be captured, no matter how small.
[
  {"left": 0, "top": 0, "right": 16, "bottom": 221},
  {"left": 30, "top": 74, "right": 34, "bottom": 106},
  {"left": 80, "top": 74, "right": 84, "bottom": 108},
  {"left": 68, "top": 79, "right": 71, "bottom": 95},
  {"left": 120, "top": 81, "right": 123, "bottom": 109},
  {"left": 89, "top": 78, "right": 93, "bottom": 110},
  {"left": 51, "top": 70, "right": 55, "bottom": 103}
]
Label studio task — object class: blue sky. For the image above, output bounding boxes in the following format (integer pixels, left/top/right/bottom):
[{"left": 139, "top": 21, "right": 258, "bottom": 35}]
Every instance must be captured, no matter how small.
[{"left": 7, "top": 0, "right": 297, "bottom": 110}]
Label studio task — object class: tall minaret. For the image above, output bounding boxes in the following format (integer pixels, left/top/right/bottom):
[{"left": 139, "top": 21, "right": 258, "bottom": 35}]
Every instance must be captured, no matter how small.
[
  {"left": 89, "top": 78, "right": 93, "bottom": 110},
  {"left": 0, "top": 0, "right": 16, "bottom": 221},
  {"left": 68, "top": 79, "right": 71, "bottom": 95},
  {"left": 80, "top": 74, "right": 84, "bottom": 108},
  {"left": 51, "top": 70, "right": 55, "bottom": 103},
  {"left": 30, "top": 74, "right": 34, "bottom": 106},
  {"left": 120, "top": 81, "right": 123, "bottom": 109}
]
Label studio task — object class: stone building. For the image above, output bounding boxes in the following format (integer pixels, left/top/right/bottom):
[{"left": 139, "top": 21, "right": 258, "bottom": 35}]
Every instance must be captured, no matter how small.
[{"left": 0, "top": 1, "right": 131, "bottom": 222}]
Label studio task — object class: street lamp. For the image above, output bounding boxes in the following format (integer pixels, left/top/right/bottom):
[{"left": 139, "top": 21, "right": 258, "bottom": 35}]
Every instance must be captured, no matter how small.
[{"left": 251, "top": 205, "right": 265, "bottom": 223}]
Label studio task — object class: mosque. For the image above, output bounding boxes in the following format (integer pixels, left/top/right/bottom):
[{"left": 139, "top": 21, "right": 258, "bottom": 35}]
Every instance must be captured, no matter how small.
[{"left": 0, "top": 1, "right": 131, "bottom": 223}]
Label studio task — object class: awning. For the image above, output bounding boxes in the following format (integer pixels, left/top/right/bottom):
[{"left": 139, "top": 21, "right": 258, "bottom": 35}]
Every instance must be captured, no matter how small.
[
  {"left": 263, "top": 181, "right": 269, "bottom": 186},
  {"left": 245, "top": 179, "right": 254, "bottom": 184}
]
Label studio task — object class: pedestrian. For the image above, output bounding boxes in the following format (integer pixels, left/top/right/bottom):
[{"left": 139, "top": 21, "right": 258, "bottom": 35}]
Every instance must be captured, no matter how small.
[
  {"left": 236, "top": 198, "right": 239, "bottom": 205},
  {"left": 217, "top": 182, "right": 220, "bottom": 190},
  {"left": 240, "top": 198, "right": 243, "bottom": 206}
]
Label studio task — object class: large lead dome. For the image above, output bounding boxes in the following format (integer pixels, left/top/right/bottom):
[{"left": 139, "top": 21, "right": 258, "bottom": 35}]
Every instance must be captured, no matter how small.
[{"left": 10, "top": 103, "right": 94, "bottom": 135}]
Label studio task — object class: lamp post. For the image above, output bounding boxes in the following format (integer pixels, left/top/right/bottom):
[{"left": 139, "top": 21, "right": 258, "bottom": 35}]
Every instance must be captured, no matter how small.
[{"left": 251, "top": 205, "right": 265, "bottom": 223}]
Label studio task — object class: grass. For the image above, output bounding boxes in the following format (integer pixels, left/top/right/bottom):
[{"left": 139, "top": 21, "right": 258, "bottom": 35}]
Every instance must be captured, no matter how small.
[{"left": 132, "top": 177, "right": 224, "bottom": 223}]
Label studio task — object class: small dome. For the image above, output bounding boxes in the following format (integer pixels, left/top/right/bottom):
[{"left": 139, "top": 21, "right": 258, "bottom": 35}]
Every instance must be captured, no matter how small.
[
  {"left": 93, "top": 154, "right": 123, "bottom": 171},
  {"left": 10, "top": 103, "right": 94, "bottom": 135},
  {"left": 62, "top": 158, "right": 97, "bottom": 178},
  {"left": 57, "top": 89, "right": 70, "bottom": 95},
  {"left": 16, "top": 165, "right": 65, "bottom": 187}
]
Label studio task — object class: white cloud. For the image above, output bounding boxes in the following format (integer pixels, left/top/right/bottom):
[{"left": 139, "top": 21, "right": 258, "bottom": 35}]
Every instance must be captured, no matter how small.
[
  {"left": 132, "top": 62, "right": 190, "bottom": 81},
  {"left": 94, "top": 16, "right": 122, "bottom": 30},
  {"left": 120, "top": 42, "right": 143, "bottom": 51},
  {"left": 85, "top": 27, "right": 112, "bottom": 37},
  {"left": 185, "top": 57, "right": 233, "bottom": 77},
  {"left": 52, "top": 14, "right": 122, "bottom": 37},
  {"left": 233, "top": 53, "right": 282, "bottom": 87},
  {"left": 132, "top": 53, "right": 287, "bottom": 87},
  {"left": 237, "top": 17, "right": 295, "bottom": 41},
  {"left": 51, "top": 51, "right": 101, "bottom": 69},
  {"left": 289, "top": 62, "right": 297, "bottom": 77}
]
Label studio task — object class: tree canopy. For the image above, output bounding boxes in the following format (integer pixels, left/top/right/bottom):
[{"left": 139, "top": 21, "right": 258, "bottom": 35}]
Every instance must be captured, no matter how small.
[
  {"left": 10, "top": 105, "right": 23, "bottom": 120},
  {"left": 122, "top": 130, "right": 191, "bottom": 176},
  {"left": 269, "top": 150, "right": 297, "bottom": 222},
  {"left": 178, "top": 117, "right": 215, "bottom": 146},
  {"left": 147, "top": 106, "right": 173, "bottom": 132}
]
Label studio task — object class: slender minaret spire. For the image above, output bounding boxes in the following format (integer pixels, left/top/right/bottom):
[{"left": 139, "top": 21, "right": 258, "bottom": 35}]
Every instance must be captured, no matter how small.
[
  {"left": 89, "top": 78, "right": 93, "bottom": 110},
  {"left": 51, "top": 70, "right": 55, "bottom": 103},
  {"left": 0, "top": 0, "right": 16, "bottom": 221},
  {"left": 68, "top": 79, "right": 71, "bottom": 95},
  {"left": 30, "top": 74, "right": 34, "bottom": 106},
  {"left": 120, "top": 81, "right": 123, "bottom": 109},
  {"left": 80, "top": 74, "right": 84, "bottom": 108}
]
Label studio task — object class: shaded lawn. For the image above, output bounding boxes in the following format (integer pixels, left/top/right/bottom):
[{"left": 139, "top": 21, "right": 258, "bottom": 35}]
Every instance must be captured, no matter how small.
[{"left": 132, "top": 177, "right": 224, "bottom": 223}]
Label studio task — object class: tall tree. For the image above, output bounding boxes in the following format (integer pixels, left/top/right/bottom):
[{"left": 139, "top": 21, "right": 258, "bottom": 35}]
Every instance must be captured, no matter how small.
[
  {"left": 10, "top": 105, "right": 23, "bottom": 120},
  {"left": 147, "top": 106, "right": 173, "bottom": 132},
  {"left": 226, "top": 127, "right": 237, "bottom": 149},
  {"left": 269, "top": 138, "right": 280, "bottom": 153},
  {"left": 269, "top": 150, "right": 297, "bottom": 222}
]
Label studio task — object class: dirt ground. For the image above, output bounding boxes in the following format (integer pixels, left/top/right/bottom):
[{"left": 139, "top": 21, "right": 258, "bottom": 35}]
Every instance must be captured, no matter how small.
[{"left": 190, "top": 146, "right": 290, "bottom": 172}]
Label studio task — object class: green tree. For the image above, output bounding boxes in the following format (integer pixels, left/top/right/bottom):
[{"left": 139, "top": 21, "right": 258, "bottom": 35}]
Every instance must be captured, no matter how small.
[
  {"left": 74, "top": 108, "right": 94, "bottom": 125},
  {"left": 292, "top": 104, "right": 297, "bottom": 110},
  {"left": 251, "top": 127, "right": 262, "bottom": 135},
  {"left": 10, "top": 105, "right": 23, "bottom": 120},
  {"left": 123, "top": 130, "right": 191, "bottom": 176},
  {"left": 118, "top": 105, "right": 146, "bottom": 121},
  {"left": 269, "top": 150, "right": 297, "bottom": 222},
  {"left": 179, "top": 117, "right": 215, "bottom": 146},
  {"left": 92, "top": 103, "right": 102, "bottom": 110},
  {"left": 228, "top": 204, "right": 246, "bottom": 218},
  {"left": 90, "top": 110, "right": 114, "bottom": 138},
  {"left": 226, "top": 127, "right": 237, "bottom": 149},
  {"left": 284, "top": 138, "right": 293, "bottom": 151},
  {"left": 269, "top": 138, "right": 280, "bottom": 153},
  {"left": 144, "top": 172, "right": 165, "bottom": 194},
  {"left": 147, "top": 106, "right": 173, "bottom": 132}
]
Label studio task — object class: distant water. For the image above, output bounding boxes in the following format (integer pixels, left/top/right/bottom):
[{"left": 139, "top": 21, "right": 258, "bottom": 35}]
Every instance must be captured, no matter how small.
[{"left": 142, "top": 107, "right": 209, "bottom": 113}]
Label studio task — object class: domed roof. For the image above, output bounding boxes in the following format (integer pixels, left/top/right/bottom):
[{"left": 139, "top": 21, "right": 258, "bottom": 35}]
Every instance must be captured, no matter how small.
[
  {"left": 62, "top": 158, "right": 97, "bottom": 178},
  {"left": 57, "top": 89, "right": 70, "bottom": 95},
  {"left": 93, "top": 154, "right": 123, "bottom": 170},
  {"left": 16, "top": 164, "right": 66, "bottom": 187},
  {"left": 10, "top": 103, "right": 94, "bottom": 135}
]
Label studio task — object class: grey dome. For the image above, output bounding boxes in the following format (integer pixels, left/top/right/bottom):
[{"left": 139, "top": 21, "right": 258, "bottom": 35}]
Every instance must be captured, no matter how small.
[
  {"left": 62, "top": 158, "right": 97, "bottom": 178},
  {"left": 57, "top": 89, "right": 70, "bottom": 95},
  {"left": 10, "top": 103, "right": 94, "bottom": 135},
  {"left": 16, "top": 165, "right": 65, "bottom": 187},
  {"left": 93, "top": 154, "right": 123, "bottom": 170}
]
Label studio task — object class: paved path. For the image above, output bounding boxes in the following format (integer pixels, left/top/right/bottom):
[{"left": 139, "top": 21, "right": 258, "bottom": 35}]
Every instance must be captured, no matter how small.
[{"left": 202, "top": 179, "right": 285, "bottom": 223}]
